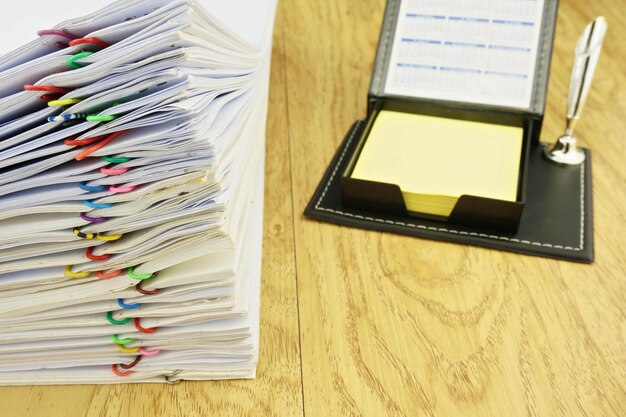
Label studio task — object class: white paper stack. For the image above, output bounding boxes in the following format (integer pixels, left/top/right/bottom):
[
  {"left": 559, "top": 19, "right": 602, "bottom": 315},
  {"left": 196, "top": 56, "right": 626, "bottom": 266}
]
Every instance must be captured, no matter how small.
[{"left": 0, "top": 0, "right": 276, "bottom": 384}]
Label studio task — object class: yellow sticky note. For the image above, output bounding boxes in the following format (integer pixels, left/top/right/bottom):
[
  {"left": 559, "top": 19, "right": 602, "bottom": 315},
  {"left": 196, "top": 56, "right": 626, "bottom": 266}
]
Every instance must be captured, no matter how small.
[{"left": 351, "top": 110, "right": 523, "bottom": 217}]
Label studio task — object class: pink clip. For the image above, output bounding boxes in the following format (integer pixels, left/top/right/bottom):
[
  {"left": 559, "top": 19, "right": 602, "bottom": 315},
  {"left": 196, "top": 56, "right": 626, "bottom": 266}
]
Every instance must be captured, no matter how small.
[
  {"left": 139, "top": 347, "right": 160, "bottom": 356},
  {"left": 37, "top": 30, "right": 78, "bottom": 47},
  {"left": 109, "top": 184, "right": 137, "bottom": 193},
  {"left": 101, "top": 167, "right": 129, "bottom": 176},
  {"left": 37, "top": 29, "right": 78, "bottom": 40}
]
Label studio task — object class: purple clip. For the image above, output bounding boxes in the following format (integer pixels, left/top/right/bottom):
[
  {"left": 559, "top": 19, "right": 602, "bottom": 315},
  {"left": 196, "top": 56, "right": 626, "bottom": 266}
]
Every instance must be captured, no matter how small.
[{"left": 80, "top": 213, "right": 107, "bottom": 223}]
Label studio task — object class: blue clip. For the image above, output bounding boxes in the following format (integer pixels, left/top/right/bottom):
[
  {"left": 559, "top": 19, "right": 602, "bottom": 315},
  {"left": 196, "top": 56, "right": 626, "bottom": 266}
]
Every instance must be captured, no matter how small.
[
  {"left": 83, "top": 200, "right": 113, "bottom": 209},
  {"left": 118, "top": 298, "right": 141, "bottom": 309},
  {"left": 48, "top": 113, "right": 88, "bottom": 123},
  {"left": 79, "top": 182, "right": 105, "bottom": 192}
]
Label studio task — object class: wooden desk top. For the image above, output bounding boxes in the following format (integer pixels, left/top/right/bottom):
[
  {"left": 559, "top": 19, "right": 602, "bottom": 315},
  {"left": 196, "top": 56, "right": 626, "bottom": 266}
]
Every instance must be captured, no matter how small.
[{"left": 1, "top": 0, "right": 624, "bottom": 416}]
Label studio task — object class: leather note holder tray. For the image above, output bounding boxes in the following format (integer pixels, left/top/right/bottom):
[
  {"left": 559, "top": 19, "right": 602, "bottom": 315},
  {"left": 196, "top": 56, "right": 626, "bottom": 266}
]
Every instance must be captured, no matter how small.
[
  {"left": 305, "top": 0, "right": 594, "bottom": 262},
  {"left": 305, "top": 120, "right": 594, "bottom": 262}
]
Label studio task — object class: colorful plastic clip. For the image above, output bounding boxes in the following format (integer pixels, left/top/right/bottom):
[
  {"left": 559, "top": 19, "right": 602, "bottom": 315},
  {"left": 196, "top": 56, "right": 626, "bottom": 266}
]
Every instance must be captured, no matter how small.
[
  {"left": 66, "top": 51, "right": 93, "bottom": 69},
  {"left": 80, "top": 212, "right": 107, "bottom": 223},
  {"left": 118, "top": 299, "right": 142, "bottom": 309},
  {"left": 49, "top": 113, "right": 88, "bottom": 123},
  {"left": 86, "top": 115, "right": 116, "bottom": 122},
  {"left": 136, "top": 279, "right": 161, "bottom": 296},
  {"left": 97, "top": 269, "right": 122, "bottom": 280},
  {"left": 79, "top": 182, "right": 105, "bottom": 192},
  {"left": 117, "top": 344, "right": 140, "bottom": 354},
  {"left": 73, "top": 227, "right": 95, "bottom": 240},
  {"left": 103, "top": 156, "right": 130, "bottom": 163},
  {"left": 139, "top": 347, "right": 160, "bottom": 357},
  {"left": 111, "top": 334, "right": 134, "bottom": 345},
  {"left": 24, "top": 84, "right": 71, "bottom": 94},
  {"left": 65, "top": 265, "right": 90, "bottom": 279},
  {"left": 106, "top": 311, "right": 130, "bottom": 325},
  {"left": 39, "top": 94, "right": 60, "bottom": 101},
  {"left": 100, "top": 167, "right": 128, "bottom": 176},
  {"left": 118, "top": 355, "right": 142, "bottom": 370},
  {"left": 69, "top": 37, "right": 109, "bottom": 48},
  {"left": 65, "top": 134, "right": 104, "bottom": 146},
  {"left": 47, "top": 98, "right": 82, "bottom": 107},
  {"left": 83, "top": 200, "right": 113, "bottom": 210},
  {"left": 37, "top": 29, "right": 77, "bottom": 40},
  {"left": 75, "top": 130, "right": 125, "bottom": 161},
  {"left": 134, "top": 318, "right": 157, "bottom": 334},
  {"left": 96, "top": 233, "right": 123, "bottom": 242},
  {"left": 109, "top": 184, "right": 137, "bottom": 193},
  {"left": 86, "top": 246, "right": 111, "bottom": 261},
  {"left": 127, "top": 267, "right": 155, "bottom": 281},
  {"left": 111, "top": 363, "right": 133, "bottom": 377}
]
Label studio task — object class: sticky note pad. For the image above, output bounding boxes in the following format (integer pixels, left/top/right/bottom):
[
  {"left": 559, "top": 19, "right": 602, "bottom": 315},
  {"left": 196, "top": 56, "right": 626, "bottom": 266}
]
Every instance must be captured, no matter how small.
[{"left": 351, "top": 110, "right": 524, "bottom": 217}]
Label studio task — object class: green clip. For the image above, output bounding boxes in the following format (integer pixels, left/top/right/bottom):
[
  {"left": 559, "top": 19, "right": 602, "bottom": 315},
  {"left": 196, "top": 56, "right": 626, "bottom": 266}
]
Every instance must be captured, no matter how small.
[
  {"left": 106, "top": 311, "right": 130, "bottom": 325},
  {"left": 86, "top": 115, "right": 116, "bottom": 122},
  {"left": 127, "top": 266, "right": 155, "bottom": 281},
  {"left": 111, "top": 334, "right": 134, "bottom": 345},
  {"left": 66, "top": 51, "right": 94, "bottom": 69},
  {"left": 103, "top": 156, "right": 130, "bottom": 163}
]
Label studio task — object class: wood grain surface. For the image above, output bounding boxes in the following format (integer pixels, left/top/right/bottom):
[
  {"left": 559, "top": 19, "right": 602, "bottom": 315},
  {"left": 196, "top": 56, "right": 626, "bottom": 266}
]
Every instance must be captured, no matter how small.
[{"left": 1, "top": 0, "right": 624, "bottom": 416}]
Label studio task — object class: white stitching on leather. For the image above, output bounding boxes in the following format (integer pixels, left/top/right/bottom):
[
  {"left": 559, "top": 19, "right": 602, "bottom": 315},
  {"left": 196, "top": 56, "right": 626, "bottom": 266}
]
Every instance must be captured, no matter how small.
[{"left": 579, "top": 162, "right": 585, "bottom": 249}]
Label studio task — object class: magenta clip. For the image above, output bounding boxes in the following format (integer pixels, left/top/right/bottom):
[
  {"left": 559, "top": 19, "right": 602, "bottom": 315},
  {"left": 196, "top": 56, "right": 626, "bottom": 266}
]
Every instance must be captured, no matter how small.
[
  {"left": 37, "top": 29, "right": 78, "bottom": 48},
  {"left": 36, "top": 29, "right": 78, "bottom": 40}
]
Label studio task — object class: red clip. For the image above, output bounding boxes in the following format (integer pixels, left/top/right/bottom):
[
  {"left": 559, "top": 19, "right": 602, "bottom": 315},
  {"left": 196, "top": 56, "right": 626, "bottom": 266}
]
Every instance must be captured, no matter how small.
[
  {"left": 64, "top": 134, "right": 105, "bottom": 147},
  {"left": 97, "top": 270, "right": 122, "bottom": 280},
  {"left": 76, "top": 130, "right": 126, "bottom": 161},
  {"left": 86, "top": 247, "right": 111, "bottom": 261},
  {"left": 111, "top": 363, "right": 133, "bottom": 376},
  {"left": 24, "top": 84, "right": 71, "bottom": 94},
  {"left": 69, "top": 37, "right": 109, "bottom": 48},
  {"left": 134, "top": 318, "right": 157, "bottom": 334}
]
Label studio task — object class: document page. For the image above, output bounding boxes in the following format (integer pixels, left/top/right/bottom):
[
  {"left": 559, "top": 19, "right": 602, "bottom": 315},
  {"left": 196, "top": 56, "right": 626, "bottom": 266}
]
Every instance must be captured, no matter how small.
[{"left": 384, "top": 0, "right": 545, "bottom": 109}]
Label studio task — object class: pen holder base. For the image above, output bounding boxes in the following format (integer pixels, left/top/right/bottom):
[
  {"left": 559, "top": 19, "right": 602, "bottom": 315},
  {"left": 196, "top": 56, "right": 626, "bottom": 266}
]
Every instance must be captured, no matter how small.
[{"left": 543, "top": 135, "right": 586, "bottom": 165}]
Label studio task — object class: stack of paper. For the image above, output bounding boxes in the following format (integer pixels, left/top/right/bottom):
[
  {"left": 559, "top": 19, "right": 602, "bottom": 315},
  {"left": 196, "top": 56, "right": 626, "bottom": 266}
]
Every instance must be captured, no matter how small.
[{"left": 0, "top": 0, "right": 275, "bottom": 384}]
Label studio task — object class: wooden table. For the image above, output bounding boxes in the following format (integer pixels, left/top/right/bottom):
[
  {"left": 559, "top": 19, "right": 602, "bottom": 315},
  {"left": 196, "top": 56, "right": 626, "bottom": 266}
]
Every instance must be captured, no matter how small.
[{"left": 2, "top": 0, "right": 624, "bottom": 416}]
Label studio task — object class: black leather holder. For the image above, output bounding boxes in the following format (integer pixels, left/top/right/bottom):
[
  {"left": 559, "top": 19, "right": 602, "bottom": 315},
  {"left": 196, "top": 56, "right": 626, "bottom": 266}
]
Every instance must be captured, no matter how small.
[
  {"left": 305, "top": 120, "right": 594, "bottom": 263},
  {"left": 333, "top": 0, "right": 561, "bottom": 231},
  {"left": 341, "top": 105, "right": 529, "bottom": 232}
]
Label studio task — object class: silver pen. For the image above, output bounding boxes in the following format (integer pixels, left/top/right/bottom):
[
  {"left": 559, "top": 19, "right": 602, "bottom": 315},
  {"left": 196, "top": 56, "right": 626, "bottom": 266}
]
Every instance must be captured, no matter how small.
[{"left": 544, "top": 16, "right": 608, "bottom": 165}]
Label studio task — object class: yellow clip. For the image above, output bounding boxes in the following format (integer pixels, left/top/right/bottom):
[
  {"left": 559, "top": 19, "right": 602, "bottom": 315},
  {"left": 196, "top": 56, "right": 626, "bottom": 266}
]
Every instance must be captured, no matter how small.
[
  {"left": 65, "top": 265, "right": 91, "bottom": 279},
  {"left": 47, "top": 98, "right": 82, "bottom": 107},
  {"left": 97, "top": 233, "right": 123, "bottom": 241},
  {"left": 116, "top": 344, "right": 140, "bottom": 354},
  {"left": 73, "top": 228, "right": 95, "bottom": 240}
]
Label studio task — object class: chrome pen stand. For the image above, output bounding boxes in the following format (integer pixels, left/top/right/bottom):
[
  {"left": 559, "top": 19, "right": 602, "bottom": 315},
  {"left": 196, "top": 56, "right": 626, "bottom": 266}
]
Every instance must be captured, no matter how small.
[{"left": 544, "top": 16, "right": 607, "bottom": 166}]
